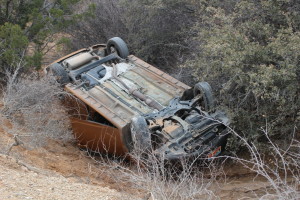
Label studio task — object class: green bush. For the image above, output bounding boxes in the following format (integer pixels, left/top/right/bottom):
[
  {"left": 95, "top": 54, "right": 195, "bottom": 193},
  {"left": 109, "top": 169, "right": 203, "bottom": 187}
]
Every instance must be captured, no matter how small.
[
  {"left": 0, "top": 23, "right": 28, "bottom": 74},
  {"left": 0, "top": 0, "right": 89, "bottom": 77},
  {"left": 185, "top": 0, "right": 300, "bottom": 150}
]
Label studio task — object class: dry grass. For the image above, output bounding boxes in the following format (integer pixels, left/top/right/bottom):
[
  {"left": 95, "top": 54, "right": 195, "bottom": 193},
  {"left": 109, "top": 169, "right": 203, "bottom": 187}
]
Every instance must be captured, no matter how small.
[
  {"left": 82, "top": 116, "right": 300, "bottom": 200},
  {"left": 67, "top": 112, "right": 227, "bottom": 199},
  {"left": 212, "top": 117, "right": 300, "bottom": 200},
  {"left": 0, "top": 68, "right": 73, "bottom": 150},
  {"left": 79, "top": 139, "right": 225, "bottom": 200}
]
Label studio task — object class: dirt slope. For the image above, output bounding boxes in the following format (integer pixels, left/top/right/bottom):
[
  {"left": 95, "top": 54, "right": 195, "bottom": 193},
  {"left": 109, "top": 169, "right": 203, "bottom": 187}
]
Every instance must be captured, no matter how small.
[
  {"left": 0, "top": 154, "right": 127, "bottom": 200},
  {"left": 0, "top": 117, "right": 141, "bottom": 200},
  {"left": 0, "top": 120, "right": 273, "bottom": 200},
  {"left": 0, "top": 107, "right": 288, "bottom": 200}
]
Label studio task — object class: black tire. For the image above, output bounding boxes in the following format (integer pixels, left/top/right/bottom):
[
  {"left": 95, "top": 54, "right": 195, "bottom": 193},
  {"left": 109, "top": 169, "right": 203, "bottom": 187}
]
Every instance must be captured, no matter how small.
[
  {"left": 49, "top": 63, "right": 70, "bottom": 85},
  {"left": 130, "top": 116, "right": 152, "bottom": 154},
  {"left": 107, "top": 37, "right": 129, "bottom": 59},
  {"left": 193, "top": 82, "right": 214, "bottom": 111}
]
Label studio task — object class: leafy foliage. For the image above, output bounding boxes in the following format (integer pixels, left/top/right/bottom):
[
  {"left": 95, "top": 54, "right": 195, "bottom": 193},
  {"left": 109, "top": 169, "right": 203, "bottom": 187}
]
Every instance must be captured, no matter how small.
[
  {"left": 185, "top": 0, "right": 300, "bottom": 149},
  {"left": 0, "top": 23, "right": 28, "bottom": 73},
  {"left": 0, "top": 0, "right": 89, "bottom": 76}
]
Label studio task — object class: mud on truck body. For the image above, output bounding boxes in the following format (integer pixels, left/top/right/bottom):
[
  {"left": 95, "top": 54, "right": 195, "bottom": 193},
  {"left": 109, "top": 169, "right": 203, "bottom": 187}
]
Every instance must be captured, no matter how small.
[{"left": 46, "top": 37, "right": 230, "bottom": 160}]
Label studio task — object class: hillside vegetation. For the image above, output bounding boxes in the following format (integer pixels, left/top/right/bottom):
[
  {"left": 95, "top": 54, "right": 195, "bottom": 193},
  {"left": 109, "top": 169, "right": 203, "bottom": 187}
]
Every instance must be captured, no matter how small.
[
  {"left": 0, "top": 0, "right": 299, "bottom": 199},
  {"left": 1, "top": 0, "right": 298, "bottom": 148}
]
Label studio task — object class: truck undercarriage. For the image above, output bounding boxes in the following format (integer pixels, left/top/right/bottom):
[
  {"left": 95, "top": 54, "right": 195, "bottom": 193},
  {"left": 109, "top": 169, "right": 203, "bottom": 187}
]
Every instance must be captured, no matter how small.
[{"left": 47, "top": 37, "right": 230, "bottom": 160}]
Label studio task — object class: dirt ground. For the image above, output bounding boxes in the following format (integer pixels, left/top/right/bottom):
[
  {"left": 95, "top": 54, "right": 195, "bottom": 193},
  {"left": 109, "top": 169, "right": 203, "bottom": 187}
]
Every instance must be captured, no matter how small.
[
  {"left": 0, "top": 117, "right": 141, "bottom": 200},
  {"left": 0, "top": 114, "right": 278, "bottom": 200},
  {"left": 0, "top": 154, "right": 128, "bottom": 200}
]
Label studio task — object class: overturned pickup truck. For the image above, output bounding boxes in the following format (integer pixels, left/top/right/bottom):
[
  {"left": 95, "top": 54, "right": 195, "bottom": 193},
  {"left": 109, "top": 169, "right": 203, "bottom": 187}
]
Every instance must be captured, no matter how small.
[{"left": 46, "top": 37, "right": 230, "bottom": 160}]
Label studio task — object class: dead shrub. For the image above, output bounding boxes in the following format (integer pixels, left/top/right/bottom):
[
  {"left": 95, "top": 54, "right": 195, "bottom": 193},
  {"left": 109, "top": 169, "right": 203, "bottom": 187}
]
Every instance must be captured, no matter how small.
[
  {"left": 1, "top": 69, "right": 73, "bottom": 149},
  {"left": 117, "top": 153, "right": 220, "bottom": 200},
  {"left": 213, "top": 117, "right": 300, "bottom": 200},
  {"left": 79, "top": 140, "right": 222, "bottom": 200}
]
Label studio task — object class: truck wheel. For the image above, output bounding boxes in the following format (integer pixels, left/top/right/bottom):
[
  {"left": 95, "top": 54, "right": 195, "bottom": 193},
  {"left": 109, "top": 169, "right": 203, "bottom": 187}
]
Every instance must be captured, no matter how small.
[
  {"left": 107, "top": 37, "right": 129, "bottom": 59},
  {"left": 49, "top": 63, "right": 70, "bottom": 85},
  {"left": 194, "top": 82, "right": 214, "bottom": 111},
  {"left": 130, "top": 116, "right": 152, "bottom": 155}
]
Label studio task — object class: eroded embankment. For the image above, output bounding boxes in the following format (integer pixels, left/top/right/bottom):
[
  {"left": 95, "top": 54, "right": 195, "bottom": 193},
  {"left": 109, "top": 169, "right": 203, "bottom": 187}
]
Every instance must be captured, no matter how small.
[{"left": 0, "top": 114, "right": 279, "bottom": 200}]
